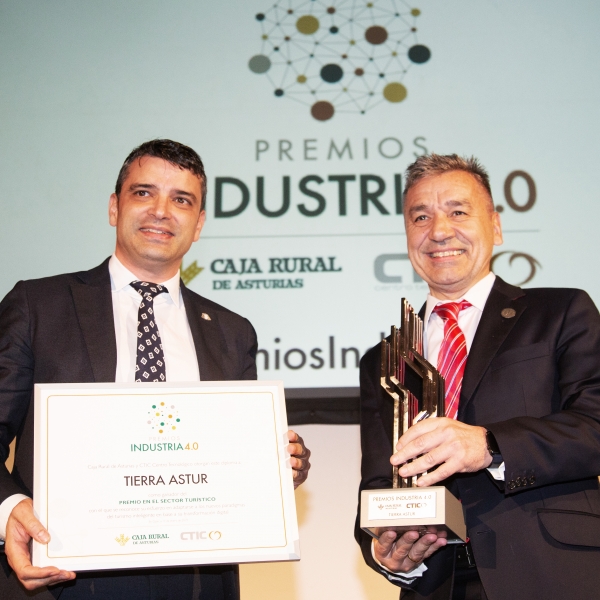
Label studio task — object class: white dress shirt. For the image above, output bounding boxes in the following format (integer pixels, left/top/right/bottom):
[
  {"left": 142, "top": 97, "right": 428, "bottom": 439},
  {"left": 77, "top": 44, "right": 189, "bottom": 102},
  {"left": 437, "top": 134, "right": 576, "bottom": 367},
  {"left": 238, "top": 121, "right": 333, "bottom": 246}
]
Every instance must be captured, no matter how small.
[
  {"left": 109, "top": 255, "right": 200, "bottom": 384},
  {"left": 423, "top": 272, "right": 496, "bottom": 368},
  {"left": 374, "top": 272, "right": 505, "bottom": 583},
  {"left": 0, "top": 255, "right": 200, "bottom": 539}
]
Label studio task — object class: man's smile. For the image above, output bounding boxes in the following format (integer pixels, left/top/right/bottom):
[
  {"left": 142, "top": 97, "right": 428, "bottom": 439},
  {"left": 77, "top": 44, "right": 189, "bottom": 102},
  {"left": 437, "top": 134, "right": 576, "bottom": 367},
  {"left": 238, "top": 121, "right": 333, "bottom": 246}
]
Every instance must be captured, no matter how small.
[
  {"left": 427, "top": 249, "right": 465, "bottom": 258},
  {"left": 139, "top": 227, "right": 174, "bottom": 237}
]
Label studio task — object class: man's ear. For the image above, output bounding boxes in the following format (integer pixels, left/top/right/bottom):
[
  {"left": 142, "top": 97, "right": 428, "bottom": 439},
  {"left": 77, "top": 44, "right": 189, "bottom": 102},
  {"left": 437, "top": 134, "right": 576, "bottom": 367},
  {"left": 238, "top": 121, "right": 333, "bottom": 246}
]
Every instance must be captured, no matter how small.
[
  {"left": 492, "top": 211, "right": 503, "bottom": 246},
  {"left": 109, "top": 193, "right": 119, "bottom": 227},
  {"left": 193, "top": 210, "right": 206, "bottom": 242}
]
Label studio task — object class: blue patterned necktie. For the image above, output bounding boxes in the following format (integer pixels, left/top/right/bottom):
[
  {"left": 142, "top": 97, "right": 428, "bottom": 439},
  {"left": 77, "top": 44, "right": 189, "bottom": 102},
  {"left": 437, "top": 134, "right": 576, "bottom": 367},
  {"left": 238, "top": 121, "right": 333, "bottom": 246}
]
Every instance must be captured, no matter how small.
[{"left": 130, "top": 281, "right": 168, "bottom": 382}]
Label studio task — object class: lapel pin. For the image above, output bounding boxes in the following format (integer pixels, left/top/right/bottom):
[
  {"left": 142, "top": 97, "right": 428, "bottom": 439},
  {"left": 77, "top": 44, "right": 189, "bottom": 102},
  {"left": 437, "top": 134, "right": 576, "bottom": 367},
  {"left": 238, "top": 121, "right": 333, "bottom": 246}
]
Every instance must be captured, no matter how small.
[
  {"left": 501, "top": 308, "right": 516, "bottom": 319},
  {"left": 201, "top": 313, "right": 211, "bottom": 321}
]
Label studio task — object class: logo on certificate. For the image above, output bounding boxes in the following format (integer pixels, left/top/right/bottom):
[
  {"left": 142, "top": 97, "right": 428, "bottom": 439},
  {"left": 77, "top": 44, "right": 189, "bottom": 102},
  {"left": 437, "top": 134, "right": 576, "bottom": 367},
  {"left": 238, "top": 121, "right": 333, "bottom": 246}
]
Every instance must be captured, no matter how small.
[
  {"left": 115, "top": 534, "right": 130, "bottom": 546},
  {"left": 147, "top": 401, "right": 181, "bottom": 434},
  {"left": 180, "top": 530, "right": 222, "bottom": 541}
]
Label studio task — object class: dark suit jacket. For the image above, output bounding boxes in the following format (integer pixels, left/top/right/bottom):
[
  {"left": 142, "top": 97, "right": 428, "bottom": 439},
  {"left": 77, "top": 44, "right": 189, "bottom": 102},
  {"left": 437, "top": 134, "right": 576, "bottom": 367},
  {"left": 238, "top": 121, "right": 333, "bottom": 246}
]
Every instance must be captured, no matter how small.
[
  {"left": 0, "top": 258, "right": 258, "bottom": 599},
  {"left": 355, "top": 277, "right": 600, "bottom": 600}
]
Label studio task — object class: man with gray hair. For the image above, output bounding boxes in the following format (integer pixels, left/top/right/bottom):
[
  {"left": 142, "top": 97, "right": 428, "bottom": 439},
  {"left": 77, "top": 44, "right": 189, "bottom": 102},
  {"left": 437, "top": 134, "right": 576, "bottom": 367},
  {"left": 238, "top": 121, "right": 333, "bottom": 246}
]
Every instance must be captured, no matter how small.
[{"left": 356, "top": 153, "right": 600, "bottom": 599}]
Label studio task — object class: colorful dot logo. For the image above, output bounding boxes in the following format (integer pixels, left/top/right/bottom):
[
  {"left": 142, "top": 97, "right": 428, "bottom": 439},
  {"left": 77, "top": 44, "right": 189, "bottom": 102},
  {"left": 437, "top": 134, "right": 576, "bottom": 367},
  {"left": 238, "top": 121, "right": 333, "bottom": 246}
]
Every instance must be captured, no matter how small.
[
  {"left": 147, "top": 401, "right": 180, "bottom": 434},
  {"left": 248, "top": 1, "right": 431, "bottom": 121}
]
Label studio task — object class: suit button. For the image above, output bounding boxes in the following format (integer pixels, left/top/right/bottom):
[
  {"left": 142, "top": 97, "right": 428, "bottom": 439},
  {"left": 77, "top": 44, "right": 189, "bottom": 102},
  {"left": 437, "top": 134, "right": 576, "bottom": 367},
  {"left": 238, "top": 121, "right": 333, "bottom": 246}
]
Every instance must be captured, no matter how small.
[
  {"left": 508, "top": 481, "right": 516, "bottom": 490},
  {"left": 515, "top": 477, "right": 522, "bottom": 486},
  {"left": 529, "top": 475, "right": 536, "bottom": 485}
]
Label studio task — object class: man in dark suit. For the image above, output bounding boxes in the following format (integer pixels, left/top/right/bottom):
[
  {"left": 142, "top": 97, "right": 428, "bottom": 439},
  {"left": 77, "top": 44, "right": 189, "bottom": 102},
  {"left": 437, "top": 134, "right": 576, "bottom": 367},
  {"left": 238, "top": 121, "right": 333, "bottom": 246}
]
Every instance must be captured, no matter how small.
[
  {"left": 0, "top": 139, "right": 311, "bottom": 599},
  {"left": 355, "top": 154, "right": 600, "bottom": 599}
]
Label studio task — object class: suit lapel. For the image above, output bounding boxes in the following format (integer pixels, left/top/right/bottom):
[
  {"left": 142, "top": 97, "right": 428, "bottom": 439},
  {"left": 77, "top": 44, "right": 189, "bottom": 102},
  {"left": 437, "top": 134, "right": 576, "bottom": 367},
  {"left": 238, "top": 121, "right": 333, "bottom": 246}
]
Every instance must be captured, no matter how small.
[
  {"left": 459, "top": 277, "right": 526, "bottom": 415},
  {"left": 181, "top": 284, "right": 227, "bottom": 381},
  {"left": 70, "top": 258, "right": 117, "bottom": 382}
]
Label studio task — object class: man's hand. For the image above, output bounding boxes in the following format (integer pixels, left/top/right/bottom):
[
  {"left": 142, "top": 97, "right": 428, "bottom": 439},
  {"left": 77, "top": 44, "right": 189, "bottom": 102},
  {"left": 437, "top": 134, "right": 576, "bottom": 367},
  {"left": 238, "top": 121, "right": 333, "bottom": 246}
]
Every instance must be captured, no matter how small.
[
  {"left": 5, "top": 498, "right": 75, "bottom": 591},
  {"left": 287, "top": 430, "right": 311, "bottom": 488},
  {"left": 391, "top": 418, "right": 492, "bottom": 486},
  {"left": 375, "top": 527, "right": 447, "bottom": 573}
]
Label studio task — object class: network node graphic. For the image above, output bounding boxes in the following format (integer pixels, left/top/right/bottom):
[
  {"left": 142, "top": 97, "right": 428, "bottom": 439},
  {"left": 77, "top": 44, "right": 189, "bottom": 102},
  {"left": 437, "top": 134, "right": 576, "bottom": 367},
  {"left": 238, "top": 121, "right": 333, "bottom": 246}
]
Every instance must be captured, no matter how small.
[
  {"left": 147, "top": 401, "right": 180, "bottom": 434},
  {"left": 249, "top": 1, "right": 431, "bottom": 121}
]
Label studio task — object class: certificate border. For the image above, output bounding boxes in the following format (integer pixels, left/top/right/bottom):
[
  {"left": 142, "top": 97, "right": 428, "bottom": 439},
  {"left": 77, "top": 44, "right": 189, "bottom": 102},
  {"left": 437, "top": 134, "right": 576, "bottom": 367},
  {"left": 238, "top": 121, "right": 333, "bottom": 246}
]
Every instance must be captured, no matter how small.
[{"left": 35, "top": 383, "right": 297, "bottom": 566}]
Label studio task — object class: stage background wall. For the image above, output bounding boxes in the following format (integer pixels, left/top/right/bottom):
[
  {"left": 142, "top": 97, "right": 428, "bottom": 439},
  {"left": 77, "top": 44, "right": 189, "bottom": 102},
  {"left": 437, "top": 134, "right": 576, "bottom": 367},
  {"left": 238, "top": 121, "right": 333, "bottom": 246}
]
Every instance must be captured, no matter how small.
[{"left": 2, "top": 1, "right": 599, "bottom": 598}]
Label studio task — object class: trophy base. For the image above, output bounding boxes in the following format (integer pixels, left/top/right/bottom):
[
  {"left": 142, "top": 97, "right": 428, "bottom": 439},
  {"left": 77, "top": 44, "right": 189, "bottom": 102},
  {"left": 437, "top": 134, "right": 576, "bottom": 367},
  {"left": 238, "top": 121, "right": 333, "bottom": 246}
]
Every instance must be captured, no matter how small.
[{"left": 360, "top": 486, "right": 466, "bottom": 544}]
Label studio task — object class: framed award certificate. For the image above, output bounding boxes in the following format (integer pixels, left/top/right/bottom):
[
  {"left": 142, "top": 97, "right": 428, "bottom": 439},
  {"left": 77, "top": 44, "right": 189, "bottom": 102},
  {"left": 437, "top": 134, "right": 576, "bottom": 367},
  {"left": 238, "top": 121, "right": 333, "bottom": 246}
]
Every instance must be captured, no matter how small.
[{"left": 32, "top": 381, "right": 299, "bottom": 571}]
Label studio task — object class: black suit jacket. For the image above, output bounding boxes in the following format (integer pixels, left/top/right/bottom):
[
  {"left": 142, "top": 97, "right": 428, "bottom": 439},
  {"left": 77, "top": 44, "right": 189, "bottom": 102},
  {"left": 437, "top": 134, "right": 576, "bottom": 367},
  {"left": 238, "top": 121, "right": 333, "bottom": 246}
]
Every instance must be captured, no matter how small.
[
  {"left": 0, "top": 259, "right": 257, "bottom": 599},
  {"left": 355, "top": 277, "right": 600, "bottom": 600}
]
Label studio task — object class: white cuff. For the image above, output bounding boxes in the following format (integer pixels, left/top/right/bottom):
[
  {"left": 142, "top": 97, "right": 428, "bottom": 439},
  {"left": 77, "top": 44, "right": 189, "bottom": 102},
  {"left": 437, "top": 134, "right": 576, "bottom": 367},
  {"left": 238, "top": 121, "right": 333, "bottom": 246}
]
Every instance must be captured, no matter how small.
[
  {"left": 486, "top": 461, "right": 506, "bottom": 481},
  {"left": 0, "top": 494, "right": 30, "bottom": 540},
  {"left": 371, "top": 538, "right": 428, "bottom": 584}
]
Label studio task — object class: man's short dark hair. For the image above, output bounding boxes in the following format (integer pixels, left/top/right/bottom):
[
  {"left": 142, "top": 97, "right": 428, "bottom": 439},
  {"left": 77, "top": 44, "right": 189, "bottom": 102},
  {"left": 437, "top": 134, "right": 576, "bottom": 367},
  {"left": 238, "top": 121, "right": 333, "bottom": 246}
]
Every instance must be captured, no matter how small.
[
  {"left": 115, "top": 139, "right": 207, "bottom": 211},
  {"left": 404, "top": 153, "right": 493, "bottom": 208}
]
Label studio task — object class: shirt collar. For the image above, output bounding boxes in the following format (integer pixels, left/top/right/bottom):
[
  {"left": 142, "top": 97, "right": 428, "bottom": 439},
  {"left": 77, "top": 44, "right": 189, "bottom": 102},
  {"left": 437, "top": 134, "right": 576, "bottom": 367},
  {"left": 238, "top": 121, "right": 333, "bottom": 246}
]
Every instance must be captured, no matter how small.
[
  {"left": 108, "top": 254, "right": 182, "bottom": 307},
  {"left": 424, "top": 272, "right": 496, "bottom": 327}
]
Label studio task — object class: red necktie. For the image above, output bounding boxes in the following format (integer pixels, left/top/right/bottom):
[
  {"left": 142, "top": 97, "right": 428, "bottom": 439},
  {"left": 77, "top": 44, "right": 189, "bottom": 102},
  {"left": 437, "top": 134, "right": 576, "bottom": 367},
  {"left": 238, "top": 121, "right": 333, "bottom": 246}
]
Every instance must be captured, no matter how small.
[{"left": 432, "top": 301, "right": 472, "bottom": 420}]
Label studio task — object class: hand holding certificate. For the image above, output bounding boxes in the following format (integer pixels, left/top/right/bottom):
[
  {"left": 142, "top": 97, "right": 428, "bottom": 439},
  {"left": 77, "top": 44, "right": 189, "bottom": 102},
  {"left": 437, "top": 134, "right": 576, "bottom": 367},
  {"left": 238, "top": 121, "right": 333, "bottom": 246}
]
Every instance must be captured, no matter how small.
[{"left": 32, "top": 381, "right": 299, "bottom": 571}]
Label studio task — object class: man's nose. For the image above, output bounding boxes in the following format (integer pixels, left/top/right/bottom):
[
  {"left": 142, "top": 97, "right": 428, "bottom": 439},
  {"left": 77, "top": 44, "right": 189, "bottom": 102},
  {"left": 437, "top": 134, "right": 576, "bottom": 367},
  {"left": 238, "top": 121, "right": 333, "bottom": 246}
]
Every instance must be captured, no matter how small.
[
  {"left": 148, "top": 195, "right": 171, "bottom": 218},
  {"left": 429, "top": 213, "right": 454, "bottom": 242}
]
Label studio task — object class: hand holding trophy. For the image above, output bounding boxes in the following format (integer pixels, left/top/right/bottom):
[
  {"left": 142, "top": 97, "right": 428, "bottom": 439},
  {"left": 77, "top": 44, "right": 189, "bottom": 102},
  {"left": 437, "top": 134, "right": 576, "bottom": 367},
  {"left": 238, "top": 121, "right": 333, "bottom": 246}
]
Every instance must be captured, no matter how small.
[{"left": 360, "top": 299, "right": 467, "bottom": 544}]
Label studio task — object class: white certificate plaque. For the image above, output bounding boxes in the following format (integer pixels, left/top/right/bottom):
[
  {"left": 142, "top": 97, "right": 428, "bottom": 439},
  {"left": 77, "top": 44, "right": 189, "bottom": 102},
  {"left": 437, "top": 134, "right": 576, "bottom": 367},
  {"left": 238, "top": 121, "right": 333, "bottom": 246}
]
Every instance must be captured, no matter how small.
[
  {"left": 360, "top": 487, "right": 466, "bottom": 543},
  {"left": 32, "top": 381, "right": 299, "bottom": 571}
]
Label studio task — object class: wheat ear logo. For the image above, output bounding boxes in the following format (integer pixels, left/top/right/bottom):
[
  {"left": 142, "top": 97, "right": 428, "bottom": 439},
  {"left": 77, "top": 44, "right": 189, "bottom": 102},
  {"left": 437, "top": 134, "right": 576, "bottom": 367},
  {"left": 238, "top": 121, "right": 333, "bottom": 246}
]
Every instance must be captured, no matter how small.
[
  {"left": 180, "top": 260, "right": 204, "bottom": 285},
  {"left": 249, "top": 0, "right": 431, "bottom": 121},
  {"left": 115, "top": 534, "right": 130, "bottom": 546}
]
